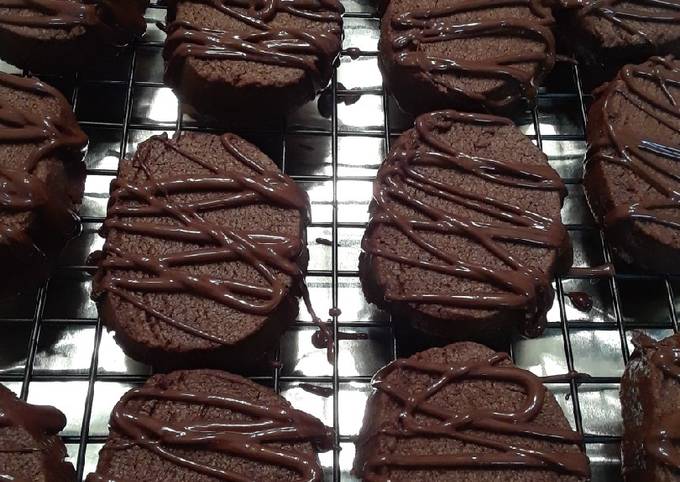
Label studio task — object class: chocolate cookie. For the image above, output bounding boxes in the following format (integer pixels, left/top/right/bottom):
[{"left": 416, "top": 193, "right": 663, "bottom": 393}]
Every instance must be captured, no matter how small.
[
  {"left": 0, "top": 73, "right": 87, "bottom": 299},
  {"left": 0, "top": 0, "right": 147, "bottom": 73},
  {"left": 0, "top": 383, "right": 75, "bottom": 482},
  {"left": 86, "top": 369, "right": 333, "bottom": 482},
  {"left": 354, "top": 342, "right": 591, "bottom": 481},
  {"left": 163, "top": 0, "right": 343, "bottom": 120},
  {"left": 621, "top": 332, "right": 680, "bottom": 482},
  {"left": 379, "top": 0, "right": 556, "bottom": 115},
  {"left": 552, "top": 0, "right": 680, "bottom": 87},
  {"left": 91, "top": 131, "right": 310, "bottom": 371},
  {"left": 583, "top": 56, "right": 680, "bottom": 273},
  {"left": 359, "top": 110, "right": 571, "bottom": 344}
]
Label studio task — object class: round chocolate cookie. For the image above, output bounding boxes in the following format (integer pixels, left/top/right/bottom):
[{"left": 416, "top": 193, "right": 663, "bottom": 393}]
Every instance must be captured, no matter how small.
[
  {"left": 354, "top": 342, "right": 590, "bottom": 481},
  {"left": 0, "top": 72, "right": 87, "bottom": 299},
  {"left": 91, "top": 131, "right": 310, "bottom": 371},
  {"left": 552, "top": 0, "right": 680, "bottom": 88},
  {"left": 378, "top": 0, "right": 556, "bottom": 115},
  {"left": 0, "top": 383, "right": 75, "bottom": 482},
  {"left": 584, "top": 56, "right": 680, "bottom": 273},
  {"left": 359, "top": 110, "right": 571, "bottom": 345},
  {"left": 0, "top": 0, "right": 147, "bottom": 73},
  {"left": 621, "top": 332, "right": 680, "bottom": 482},
  {"left": 163, "top": 0, "right": 343, "bottom": 120},
  {"left": 86, "top": 369, "right": 334, "bottom": 482}
]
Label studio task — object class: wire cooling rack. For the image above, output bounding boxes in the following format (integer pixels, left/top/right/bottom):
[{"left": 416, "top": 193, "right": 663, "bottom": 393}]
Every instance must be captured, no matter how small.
[{"left": 1, "top": 1, "right": 678, "bottom": 480}]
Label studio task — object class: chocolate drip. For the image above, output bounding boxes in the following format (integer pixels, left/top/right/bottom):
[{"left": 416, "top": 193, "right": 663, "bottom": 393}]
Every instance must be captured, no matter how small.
[
  {"left": 540, "top": 370, "right": 592, "bottom": 383},
  {"left": 358, "top": 352, "right": 590, "bottom": 479},
  {"left": 589, "top": 56, "right": 680, "bottom": 231},
  {"left": 567, "top": 264, "right": 615, "bottom": 277},
  {"left": 93, "top": 133, "right": 310, "bottom": 346},
  {"left": 0, "top": 0, "right": 146, "bottom": 44},
  {"left": 0, "top": 385, "right": 69, "bottom": 482},
  {"left": 566, "top": 291, "right": 593, "bottom": 312},
  {"left": 102, "top": 382, "right": 333, "bottom": 481},
  {"left": 164, "top": 0, "right": 343, "bottom": 91},
  {"left": 388, "top": 0, "right": 556, "bottom": 109},
  {"left": 561, "top": 0, "right": 680, "bottom": 44},
  {"left": 300, "top": 283, "right": 365, "bottom": 362},
  {"left": 299, "top": 383, "right": 334, "bottom": 397},
  {"left": 0, "top": 72, "right": 87, "bottom": 244},
  {"left": 300, "top": 282, "right": 336, "bottom": 362},
  {"left": 631, "top": 332, "right": 680, "bottom": 470},
  {"left": 315, "top": 237, "right": 333, "bottom": 246},
  {"left": 344, "top": 47, "right": 361, "bottom": 59},
  {"left": 362, "top": 110, "right": 568, "bottom": 334}
]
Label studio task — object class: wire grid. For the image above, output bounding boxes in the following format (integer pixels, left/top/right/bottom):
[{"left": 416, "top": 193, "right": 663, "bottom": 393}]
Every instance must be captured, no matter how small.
[{"left": 1, "top": 1, "right": 678, "bottom": 480}]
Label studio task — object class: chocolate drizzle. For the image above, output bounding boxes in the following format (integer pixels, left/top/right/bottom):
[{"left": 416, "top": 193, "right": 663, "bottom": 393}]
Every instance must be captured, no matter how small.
[
  {"left": 0, "top": 0, "right": 146, "bottom": 45},
  {"left": 588, "top": 56, "right": 680, "bottom": 231},
  {"left": 357, "top": 351, "right": 590, "bottom": 479},
  {"left": 560, "top": 0, "right": 680, "bottom": 45},
  {"left": 386, "top": 0, "right": 556, "bottom": 109},
  {"left": 631, "top": 332, "right": 680, "bottom": 470},
  {"left": 0, "top": 384, "right": 72, "bottom": 482},
  {"left": 0, "top": 72, "right": 87, "bottom": 244},
  {"left": 96, "top": 374, "right": 333, "bottom": 481},
  {"left": 362, "top": 110, "right": 569, "bottom": 336},
  {"left": 92, "top": 132, "right": 311, "bottom": 348},
  {"left": 164, "top": 0, "right": 343, "bottom": 91}
]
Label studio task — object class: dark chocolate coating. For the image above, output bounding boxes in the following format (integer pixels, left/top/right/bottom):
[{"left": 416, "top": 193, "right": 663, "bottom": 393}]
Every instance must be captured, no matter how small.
[
  {"left": 91, "top": 131, "right": 310, "bottom": 371},
  {"left": 163, "top": 0, "right": 343, "bottom": 120},
  {"left": 0, "top": 383, "right": 75, "bottom": 482},
  {"left": 379, "top": 0, "right": 556, "bottom": 115},
  {"left": 584, "top": 56, "right": 680, "bottom": 273},
  {"left": 551, "top": 0, "right": 680, "bottom": 88},
  {"left": 86, "top": 369, "right": 333, "bottom": 482},
  {"left": 360, "top": 110, "right": 571, "bottom": 345},
  {"left": 0, "top": 72, "right": 87, "bottom": 299},
  {"left": 621, "top": 332, "right": 680, "bottom": 482},
  {"left": 0, "top": 0, "right": 147, "bottom": 73},
  {"left": 354, "top": 342, "right": 590, "bottom": 481}
]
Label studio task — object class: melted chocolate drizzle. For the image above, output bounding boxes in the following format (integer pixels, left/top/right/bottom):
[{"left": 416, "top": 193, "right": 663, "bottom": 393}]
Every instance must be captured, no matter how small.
[
  {"left": 299, "top": 383, "right": 334, "bottom": 397},
  {"left": 93, "top": 133, "right": 311, "bottom": 347},
  {"left": 0, "top": 385, "right": 70, "bottom": 482},
  {"left": 0, "top": 0, "right": 146, "bottom": 44},
  {"left": 631, "top": 332, "right": 680, "bottom": 470},
  {"left": 315, "top": 236, "right": 332, "bottom": 246},
  {"left": 540, "top": 369, "right": 592, "bottom": 383},
  {"left": 566, "top": 291, "right": 594, "bottom": 312},
  {"left": 567, "top": 263, "right": 616, "bottom": 277},
  {"left": 562, "top": 0, "right": 680, "bottom": 45},
  {"left": 164, "top": 0, "right": 343, "bottom": 91},
  {"left": 588, "top": 56, "right": 680, "bottom": 231},
  {"left": 362, "top": 110, "right": 568, "bottom": 335},
  {"left": 0, "top": 72, "right": 87, "bottom": 244},
  {"left": 97, "top": 379, "right": 333, "bottom": 481},
  {"left": 358, "top": 352, "right": 590, "bottom": 479},
  {"left": 387, "top": 0, "right": 556, "bottom": 109}
]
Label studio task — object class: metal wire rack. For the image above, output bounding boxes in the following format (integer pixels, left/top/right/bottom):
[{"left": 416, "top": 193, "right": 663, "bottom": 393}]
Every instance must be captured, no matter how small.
[{"left": 1, "top": 1, "right": 678, "bottom": 480}]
